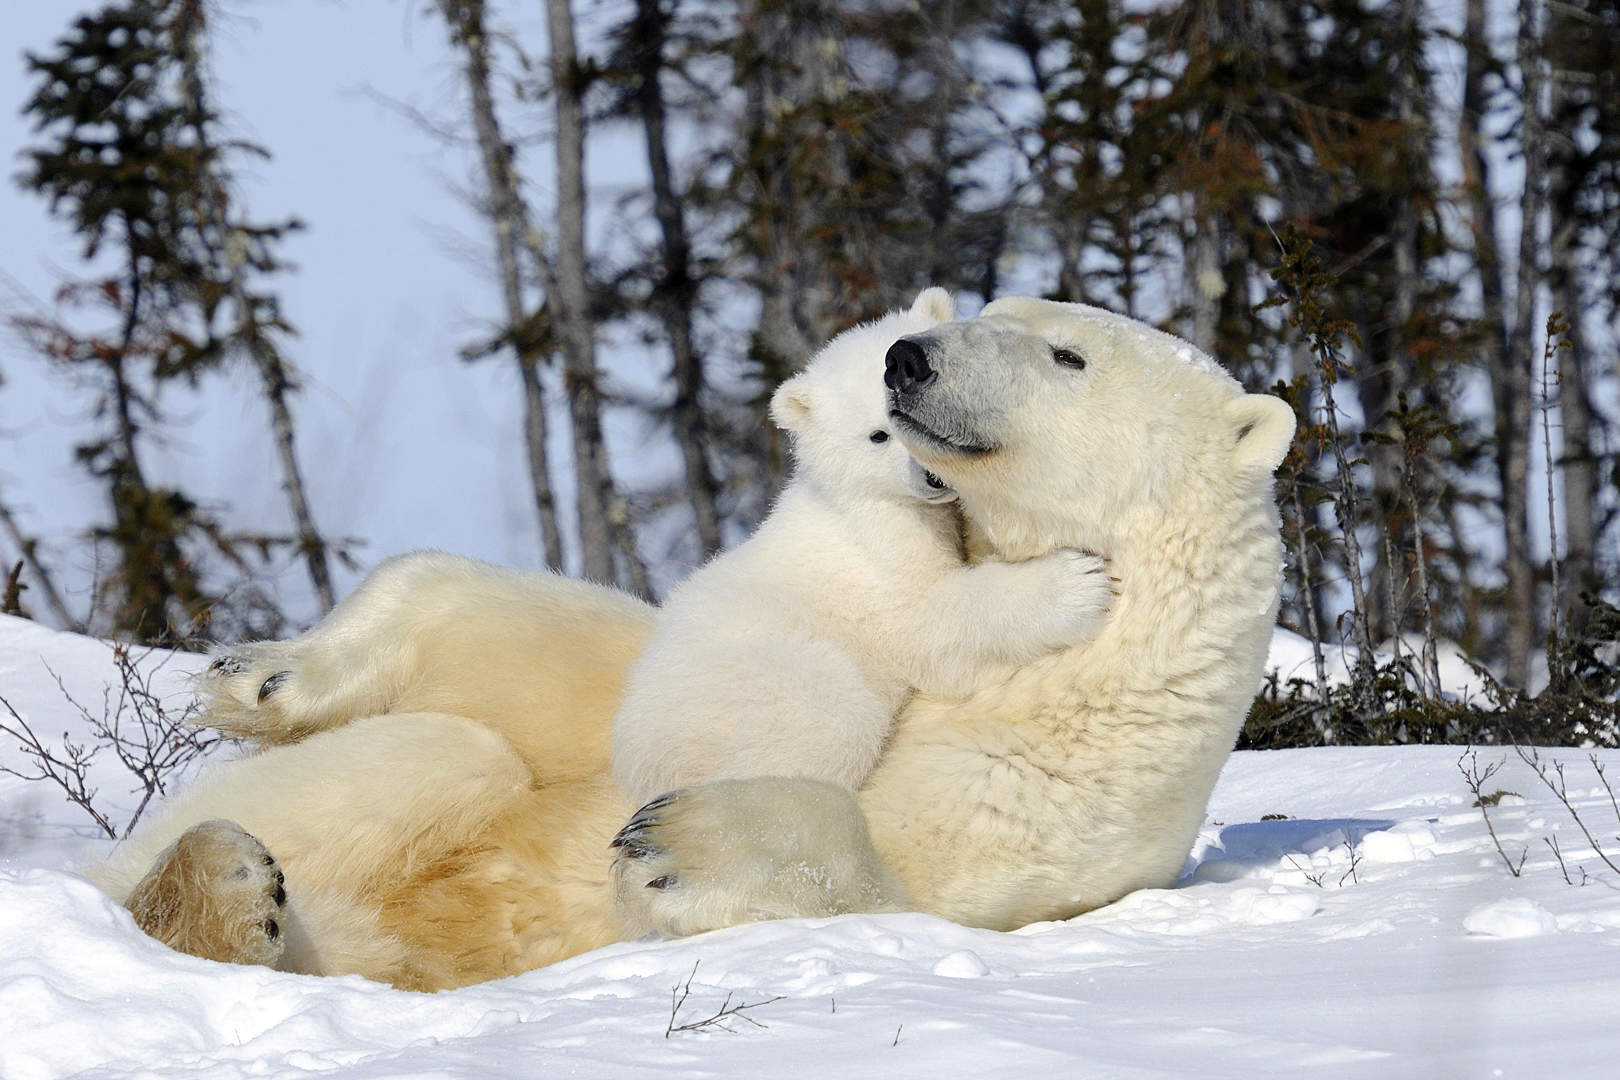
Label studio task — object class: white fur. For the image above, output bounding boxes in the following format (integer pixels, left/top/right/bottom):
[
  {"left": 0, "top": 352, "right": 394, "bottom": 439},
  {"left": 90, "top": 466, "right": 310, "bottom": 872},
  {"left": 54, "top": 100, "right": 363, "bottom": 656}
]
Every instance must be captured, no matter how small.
[
  {"left": 91, "top": 297, "right": 1293, "bottom": 983},
  {"left": 611, "top": 289, "right": 1114, "bottom": 806},
  {"left": 617, "top": 297, "right": 1296, "bottom": 936}
]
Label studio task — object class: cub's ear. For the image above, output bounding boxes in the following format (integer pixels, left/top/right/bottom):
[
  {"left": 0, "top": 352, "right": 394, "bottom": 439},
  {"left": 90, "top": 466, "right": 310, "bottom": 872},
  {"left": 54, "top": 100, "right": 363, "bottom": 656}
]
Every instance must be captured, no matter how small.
[
  {"left": 769, "top": 376, "right": 814, "bottom": 433},
  {"left": 1223, "top": 393, "right": 1296, "bottom": 474},
  {"left": 909, "top": 287, "right": 956, "bottom": 324}
]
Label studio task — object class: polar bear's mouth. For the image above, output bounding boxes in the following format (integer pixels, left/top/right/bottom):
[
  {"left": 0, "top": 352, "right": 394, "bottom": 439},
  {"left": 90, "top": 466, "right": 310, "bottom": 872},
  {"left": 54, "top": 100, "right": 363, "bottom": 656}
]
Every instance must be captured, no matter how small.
[{"left": 889, "top": 408, "right": 999, "bottom": 457}]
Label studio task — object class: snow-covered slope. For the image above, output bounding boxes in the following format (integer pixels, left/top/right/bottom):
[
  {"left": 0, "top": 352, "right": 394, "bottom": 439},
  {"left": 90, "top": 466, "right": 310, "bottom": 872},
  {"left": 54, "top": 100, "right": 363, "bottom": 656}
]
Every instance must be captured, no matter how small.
[{"left": 4, "top": 615, "right": 1619, "bottom": 1078}]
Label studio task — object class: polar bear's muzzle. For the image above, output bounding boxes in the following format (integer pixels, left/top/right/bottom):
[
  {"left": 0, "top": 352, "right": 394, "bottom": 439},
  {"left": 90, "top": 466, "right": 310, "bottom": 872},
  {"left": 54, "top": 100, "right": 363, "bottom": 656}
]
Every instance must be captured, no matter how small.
[{"left": 885, "top": 333, "right": 1004, "bottom": 459}]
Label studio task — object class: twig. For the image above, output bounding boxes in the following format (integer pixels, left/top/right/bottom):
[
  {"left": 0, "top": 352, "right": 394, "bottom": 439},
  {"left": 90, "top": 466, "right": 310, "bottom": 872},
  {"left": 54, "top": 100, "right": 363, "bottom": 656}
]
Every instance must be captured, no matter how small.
[
  {"left": 0, "top": 645, "right": 223, "bottom": 839},
  {"left": 0, "top": 692, "right": 117, "bottom": 838},
  {"left": 1590, "top": 755, "right": 1620, "bottom": 826},
  {"left": 664, "top": 961, "right": 784, "bottom": 1037},
  {"left": 893, "top": 1024, "right": 904, "bottom": 1047},
  {"left": 1515, "top": 746, "right": 1620, "bottom": 876},
  {"left": 1458, "top": 748, "right": 1527, "bottom": 876},
  {"left": 1338, "top": 832, "right": 1363, "bottom": 887},
  {"left": 1284, "top": 853, "right": 1326, "bottom": 887},
  {"left": 1543, "top": 834, "right": 1580, "bottom": 885}
]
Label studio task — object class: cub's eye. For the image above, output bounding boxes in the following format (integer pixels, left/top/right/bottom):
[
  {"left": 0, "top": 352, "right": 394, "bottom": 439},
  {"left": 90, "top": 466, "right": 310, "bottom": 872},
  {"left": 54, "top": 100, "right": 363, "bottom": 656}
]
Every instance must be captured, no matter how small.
[
  {"left": 869, "top": 430, "right": 890, "bottom": 443},
  {"left": 1053, "top": 347, "right": 1086, "bottom": 370}
]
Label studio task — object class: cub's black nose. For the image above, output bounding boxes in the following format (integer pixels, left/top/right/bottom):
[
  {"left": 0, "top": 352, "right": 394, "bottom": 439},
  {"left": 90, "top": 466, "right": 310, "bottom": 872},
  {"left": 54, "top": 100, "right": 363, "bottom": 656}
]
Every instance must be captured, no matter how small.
[{"left": 884, "top": 338, "right": 936, "bottom": 395}]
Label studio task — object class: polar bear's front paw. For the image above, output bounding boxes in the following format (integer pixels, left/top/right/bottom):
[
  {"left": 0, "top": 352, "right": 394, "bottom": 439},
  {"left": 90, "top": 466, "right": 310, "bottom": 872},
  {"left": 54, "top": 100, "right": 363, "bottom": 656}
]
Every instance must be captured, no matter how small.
[
  {"left": 126, "top": 820, "right": 288, "bottom": 967},
  {"left": 609, "top": 778, "right": 910, "bottom": 939}
]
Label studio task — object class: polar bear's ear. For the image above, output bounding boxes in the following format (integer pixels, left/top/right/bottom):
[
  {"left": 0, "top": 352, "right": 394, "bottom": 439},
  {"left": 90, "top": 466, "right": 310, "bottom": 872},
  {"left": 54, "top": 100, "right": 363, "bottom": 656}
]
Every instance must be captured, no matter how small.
[
  {"left": 909, "top": 287, "right": 955, "bottom": 324},
  {"left": 1223, "top": 393, "right": 1296, "bottom": 475},
  {"left": 770, "top": 376, "right": 814, "bottom": 433}
]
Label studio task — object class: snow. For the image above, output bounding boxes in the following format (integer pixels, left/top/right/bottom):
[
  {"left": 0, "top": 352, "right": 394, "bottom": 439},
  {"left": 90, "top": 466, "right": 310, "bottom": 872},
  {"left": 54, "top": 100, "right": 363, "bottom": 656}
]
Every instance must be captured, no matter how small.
[{"left": 5, "top": 612, "right": 1620, "bottom": 1078}]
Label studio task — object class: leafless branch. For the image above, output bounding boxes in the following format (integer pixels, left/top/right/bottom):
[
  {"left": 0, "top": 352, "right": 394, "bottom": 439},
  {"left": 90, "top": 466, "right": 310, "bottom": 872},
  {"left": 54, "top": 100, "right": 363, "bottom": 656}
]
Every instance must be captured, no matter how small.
[
  {"left": 0, "top": 692, "right": 117, "bottom": 838},
  {"left": 1338, "top": 831, "right": 1363, "bottom": 887},
  {"left": 1590, "top": 755, "right": 1620, "bottom": 826},
  {"left": 1542, "top": 834, "right": 1586, "bottom": 885},
  {"left": 664, "top": 960, "right": 784, "bottom": 1036},
  {"left": 1515, "top": 745, "right": 1620, "bottom": 877},
  {"left": 1284, "top": 853, "right": 1326, "bottom": 887},
  {"left": 1459, "top": 748, "right": 1527, "bottom": 876},
  {"left": 0, "top": 645, "right": 223, "bottom": 839}
]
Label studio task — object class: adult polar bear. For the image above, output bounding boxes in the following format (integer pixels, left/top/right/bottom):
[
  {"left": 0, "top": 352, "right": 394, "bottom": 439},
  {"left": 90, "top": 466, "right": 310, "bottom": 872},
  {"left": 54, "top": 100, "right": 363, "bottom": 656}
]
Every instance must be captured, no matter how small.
[{"left": 91, "top": 297, "right": 1294, "bottom": 991}]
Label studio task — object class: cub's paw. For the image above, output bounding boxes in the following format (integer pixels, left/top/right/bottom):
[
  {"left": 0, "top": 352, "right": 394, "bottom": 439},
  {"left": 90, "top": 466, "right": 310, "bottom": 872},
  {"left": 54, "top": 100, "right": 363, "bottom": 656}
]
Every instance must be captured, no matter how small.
[
  {"left": 1025, "top": 549, "right": 1115, "bottom": 644},
  {"left": 610, "top": 778, "right": 909, "bottom": 939},
  {"left": 126, "top": 820, "right": 288, "bottom": 967}
]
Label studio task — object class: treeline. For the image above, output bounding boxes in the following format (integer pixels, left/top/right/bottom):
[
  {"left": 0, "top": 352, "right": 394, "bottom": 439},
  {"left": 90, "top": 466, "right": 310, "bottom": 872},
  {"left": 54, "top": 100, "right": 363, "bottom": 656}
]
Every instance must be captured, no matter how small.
[{"left": 3, "top": 0, "right": 1618, "bottom": 731}]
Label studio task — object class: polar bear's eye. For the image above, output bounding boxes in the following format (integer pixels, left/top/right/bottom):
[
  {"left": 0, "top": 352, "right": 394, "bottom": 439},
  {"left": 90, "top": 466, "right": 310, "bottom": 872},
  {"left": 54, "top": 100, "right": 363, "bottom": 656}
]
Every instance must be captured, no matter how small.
[
  {"left": 1052, "top": 347, "right": 1087, "bottom": 370},
  {"left": 869, "top": 430, "right": 890, "bottom": 444}
]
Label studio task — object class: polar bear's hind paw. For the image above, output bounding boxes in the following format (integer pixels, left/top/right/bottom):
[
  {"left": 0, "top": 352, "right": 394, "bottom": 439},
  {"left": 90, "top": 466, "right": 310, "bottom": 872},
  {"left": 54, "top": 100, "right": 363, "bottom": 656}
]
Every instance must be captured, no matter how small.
[
  {"left": 199, "top": 641, "right": 351, "bottom": 743},
  {"left": 206, "top": 653, "right": 252, "bottom": 677},
  {"left": 126, "top": 819, "right": 289, "bottom": 967}
]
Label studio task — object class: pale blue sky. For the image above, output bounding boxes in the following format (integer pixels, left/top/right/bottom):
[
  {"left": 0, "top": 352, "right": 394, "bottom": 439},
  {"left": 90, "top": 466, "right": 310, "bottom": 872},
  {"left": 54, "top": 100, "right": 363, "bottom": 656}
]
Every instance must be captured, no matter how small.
[{"left": 1, "top": 0, "right": 690, "bottom": 627}]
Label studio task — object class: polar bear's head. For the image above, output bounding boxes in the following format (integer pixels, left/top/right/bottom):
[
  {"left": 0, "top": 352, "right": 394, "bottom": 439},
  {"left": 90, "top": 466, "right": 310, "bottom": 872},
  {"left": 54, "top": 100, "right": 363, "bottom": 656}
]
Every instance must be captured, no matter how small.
[
  {"left": 883, "top": 296, "right": 1295, "bottom": 558},
  {"left": 771, "top": 288, "right": 961, "bottom": 506}
]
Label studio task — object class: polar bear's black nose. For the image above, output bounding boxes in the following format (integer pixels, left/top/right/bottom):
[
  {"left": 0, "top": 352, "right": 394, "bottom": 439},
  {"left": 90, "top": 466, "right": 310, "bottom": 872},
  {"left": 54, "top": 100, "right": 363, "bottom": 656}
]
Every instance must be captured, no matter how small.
[{"left": 885, "top": 338, "right": 936, "bottom": 396}]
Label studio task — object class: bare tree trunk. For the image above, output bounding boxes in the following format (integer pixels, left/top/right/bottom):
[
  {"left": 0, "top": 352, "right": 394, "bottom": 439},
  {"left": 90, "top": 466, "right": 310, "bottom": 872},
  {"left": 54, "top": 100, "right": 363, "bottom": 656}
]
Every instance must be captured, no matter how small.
[
  {"left": 1544, "top": 25, "right": 1601, "bottom": 627},
  {"left": 738, "top": 0, "right": 853, "bottom": 375},
  {"left": 1498, "top": 0, "right": 1547, "bottom": 685},
  {"left": 1360, "top": 0, "right": 1424, "bottom": 647},
  {"left": 1189, "top": 213, "right": 1224, "bottom": 356},
  {"left": 440, "top": 0, "right": 566, "bottom": 572},
  {"left": 172, "top": 19, "right": 337, "bottom": 614},
  {"left": 1549, "top": 264, "right": 1598, "bottom": 609},
  {"left": 544, "top": 0, "right": 646, "bottom": 592},
  {"left": 1460, "top": 0, "right": 1534, "bottom": 686},
  {"left": 240, "top": 322, "right": 335, "bottom": 613},
  {"left": 625, "top": 0, "right": 722, "bottom": 559}
]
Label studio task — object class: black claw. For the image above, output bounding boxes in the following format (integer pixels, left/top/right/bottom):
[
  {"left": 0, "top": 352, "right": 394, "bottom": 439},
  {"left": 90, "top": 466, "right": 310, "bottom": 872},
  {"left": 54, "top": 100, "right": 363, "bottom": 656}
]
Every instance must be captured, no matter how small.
[
  {"left": 621, "top": 840, "right": 661, "bottom": 861},
  {"left": 611, "top": 792, "right": 682, "bottom": 850},
  {"left": 609, "top": 825, "right": 658, "bottom": 858},
  {"left": 645, "top": 875, "right": 675, "bottom": 890},
  {"left": 612, "top": 819, "right": 656, "bottom": 848},
  {"left": 262, "top": 853, "right": 275, "bottom": 866},
  {"left": 272, "top": 883, "right": 286, "bottom": 906},
  {"left": 264, "top": 918, "right": 280, "bottom": 941},
  {"left": 636, "top": 791, "right": 681, "bottom": 815},
  {"left": 258, "top": 671, "right": 292, "bottom": 703}
]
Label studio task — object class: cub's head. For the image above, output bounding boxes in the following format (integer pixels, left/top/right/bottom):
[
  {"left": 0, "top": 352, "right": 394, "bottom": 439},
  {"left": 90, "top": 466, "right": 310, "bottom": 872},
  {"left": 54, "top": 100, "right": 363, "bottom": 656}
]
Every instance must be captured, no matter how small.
[
  {"left": 883, "top": 296, "right": 1295, "bottom": 558},
  {"left": 771, "top": 288, "right": 960, "bottom": 506}
]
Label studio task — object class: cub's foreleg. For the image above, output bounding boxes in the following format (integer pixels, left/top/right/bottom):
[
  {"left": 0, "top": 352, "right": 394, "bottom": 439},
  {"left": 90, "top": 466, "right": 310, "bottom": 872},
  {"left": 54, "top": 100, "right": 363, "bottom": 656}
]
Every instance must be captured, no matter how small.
[{"left": 902, "top": 550, "right": 1114, "bottom": 697}]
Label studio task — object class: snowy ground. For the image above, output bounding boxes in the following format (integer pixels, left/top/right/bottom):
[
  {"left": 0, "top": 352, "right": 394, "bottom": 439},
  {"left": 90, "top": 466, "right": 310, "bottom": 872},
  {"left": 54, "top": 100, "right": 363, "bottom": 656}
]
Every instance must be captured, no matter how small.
[{"left": 4, "top": 613, "right": 1620, "bottom": 1079}]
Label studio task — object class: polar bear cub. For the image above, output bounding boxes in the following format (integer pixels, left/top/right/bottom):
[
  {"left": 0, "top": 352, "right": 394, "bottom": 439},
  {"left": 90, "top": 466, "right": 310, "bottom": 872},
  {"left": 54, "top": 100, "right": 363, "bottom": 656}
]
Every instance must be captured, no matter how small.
[{"left": 611, "top": 289, "right": 1114, "bottom": 806}]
